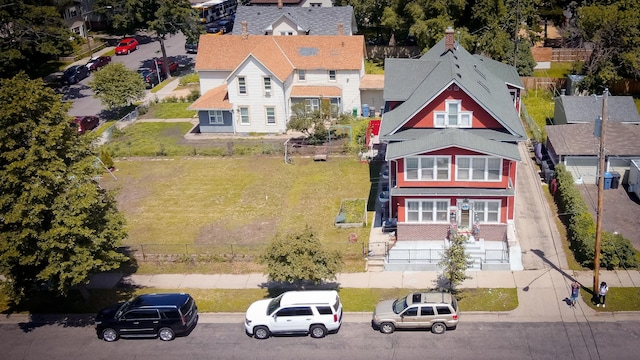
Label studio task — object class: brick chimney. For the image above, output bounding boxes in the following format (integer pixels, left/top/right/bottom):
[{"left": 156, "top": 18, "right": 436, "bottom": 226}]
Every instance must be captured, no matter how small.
[
  {"left": 337, "top": 22, "right": 344, "bottom": 36},
  {"left": 241, "top": 21, "right": 248, "bottom": 40},
  {"left": 445, "top": 26, "right": 455, "bottom": 51},
  {"left": 278, "top": 0, "right": 283, "bottom": 9}
]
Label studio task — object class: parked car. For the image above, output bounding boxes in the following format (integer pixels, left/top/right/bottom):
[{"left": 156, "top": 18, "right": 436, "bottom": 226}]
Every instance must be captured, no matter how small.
[
  {"left": 244, "top": 290, "right": 343, "bottom": 339},
  {"left": 156, "top": 57, "right": 179, "bottom": 75},
  {"left": 95, "top": 293, "right": 198, "bottom": 342},
  {"left": 86, "top": 56, "right": 111, "bottom": 71},
  {"left": 71, "top": 116, "right": 100, "bottom": 134},
  {"left": 137, "top": 67, "right": 163, "bottom": 89},
  {"left": 372, "top": 292, "right": 459, "bottom": 335},
  {"left": 185, "top": 41, "right": 198, "bottom": 54},
  {"left": 217, "top": 19, "right": 233, "bottom": 33},
  {"left": 206, "top": 23, "right": 224, "bottom": 34},
  {"left": 61, "top": 65, "right": 90, "bottom": 85},
  {"left": 115, "top": 37, "right": 139, "bottom": 55}
]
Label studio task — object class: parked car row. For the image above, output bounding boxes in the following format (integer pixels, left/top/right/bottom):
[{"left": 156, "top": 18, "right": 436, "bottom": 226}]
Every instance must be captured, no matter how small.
[{"left": 95, "top": 290, "right": 459, "bottom": 342}]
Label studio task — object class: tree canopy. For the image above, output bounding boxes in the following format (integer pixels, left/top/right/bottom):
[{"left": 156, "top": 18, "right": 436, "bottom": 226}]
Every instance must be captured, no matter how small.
[
  {"left": 260, "top": 226, "right": 343, "bottom": 286},
  {"left": 0, "top": 73, "right": 128, "bottom": 303},
  {"left": 0, "top": 1, "right": 74, "bottom": 79},
  {"left": 89, "top": 63, "right": 146, "bottom": 110}
]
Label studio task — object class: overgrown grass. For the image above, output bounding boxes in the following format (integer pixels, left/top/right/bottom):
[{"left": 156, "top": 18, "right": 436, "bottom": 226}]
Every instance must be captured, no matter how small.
[
  {"left": 105, "top": 122, "right": 195, "bottom": 156},
  {"left": 99, "top": 156, "right": 373, "bottom": 271},
  {"left": 0, "top": 287, "right": 518, "bottom": 314},
  {"left": 179, "top": 72, "right": 200, "bottom": 85},
  {"left": 522, "top": 89, "right": 555, "bottom": 138},
  {"left": 533, "top": 62, "right": 579, "bottom": 78},
  {"left": 140, "top": 102, "right": 197, "bottom": 119},
  {"left": 542, "top": 184, "right": 584, "bottom": 270}
]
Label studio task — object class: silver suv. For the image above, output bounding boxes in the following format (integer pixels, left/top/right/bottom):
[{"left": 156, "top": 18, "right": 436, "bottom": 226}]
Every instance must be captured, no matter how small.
[{"left": 372, "top": 292, "right": 459, "bottom": 334}]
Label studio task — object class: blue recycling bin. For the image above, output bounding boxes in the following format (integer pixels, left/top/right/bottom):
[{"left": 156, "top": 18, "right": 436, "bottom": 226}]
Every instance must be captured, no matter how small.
[
  {"left": 362, "top": 104, "right": 370, "bottom": 117},
  {"left": 603, "top": 172, "right": 613, "bottom": 190}
]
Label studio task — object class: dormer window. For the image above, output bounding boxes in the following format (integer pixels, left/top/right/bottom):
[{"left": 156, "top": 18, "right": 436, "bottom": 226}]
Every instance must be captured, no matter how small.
[{"left": 434, "top": 100, "right": 472, "bottom": 128}]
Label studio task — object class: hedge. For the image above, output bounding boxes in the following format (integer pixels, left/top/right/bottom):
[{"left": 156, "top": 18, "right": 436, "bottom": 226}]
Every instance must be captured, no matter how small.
[{"left": 553, "top": 164, "right": 637, "bottom": 269}]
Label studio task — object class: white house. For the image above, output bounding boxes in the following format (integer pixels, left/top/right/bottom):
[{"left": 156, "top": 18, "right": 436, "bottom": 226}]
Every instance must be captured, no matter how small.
[{"left": 189, "top": 34, "right": 366, "bottom": 134}]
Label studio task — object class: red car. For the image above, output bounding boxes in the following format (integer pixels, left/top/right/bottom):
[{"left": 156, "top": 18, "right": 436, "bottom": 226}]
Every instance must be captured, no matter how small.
[
  {"left": 86, "top": 56, "right": 111, "bottom": 71},
  {"left": 156, "top": 57, "right": 179, "bottom": 75},
  {"left": 115, "top": 38, "right": 139, "bottom": 55},
  {"left": 71, "top": 116, "right": 100, "bottom": 134}
]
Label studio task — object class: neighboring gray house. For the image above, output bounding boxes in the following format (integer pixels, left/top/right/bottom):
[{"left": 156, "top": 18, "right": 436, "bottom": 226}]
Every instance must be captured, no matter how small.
[
  {"left": 553, "top": 95, "right": 640, "bottom": 125},
  {"left": 231, "top": 5, "right": 357, "bottom": 36},
  {"left": 545, "top": 122, "right": 640, "bottom": 184},
  {"left": 248, "top": 0, "right": 333, "bottom": 7}
]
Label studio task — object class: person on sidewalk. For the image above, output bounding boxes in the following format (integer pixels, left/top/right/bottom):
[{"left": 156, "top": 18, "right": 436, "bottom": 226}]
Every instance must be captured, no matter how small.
[
  {"left": 569, "top": 281, "right": 580, "bottom": 307},
  {"left": 597, "top": 281, "right": 609, "bottom": 308}
]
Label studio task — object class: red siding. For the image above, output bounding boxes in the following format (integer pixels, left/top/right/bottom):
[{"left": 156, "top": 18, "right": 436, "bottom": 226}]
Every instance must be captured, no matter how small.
[{"left": 400, "top": 88, "right": 504, "bottom": 130}]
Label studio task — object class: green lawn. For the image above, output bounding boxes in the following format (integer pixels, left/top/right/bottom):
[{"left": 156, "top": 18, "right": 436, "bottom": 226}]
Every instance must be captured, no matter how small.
[
  {"left": 533, "top": 62, "right": 578, "bottom": 78},
  {"left": 100, "top": 155, "right": 373, "bottom": 272},
  {"left": 0, "top": 288, "right": 518, "bottom": 314}
]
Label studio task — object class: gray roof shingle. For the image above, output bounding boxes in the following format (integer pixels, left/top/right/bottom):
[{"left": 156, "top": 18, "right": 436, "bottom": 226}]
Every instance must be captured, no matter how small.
[
  {"left": 231, "top": 5, "right": 357, "bottom": 35},
  {"left": 380, "top": 36, "right": 525, "bottom": 139},
  {"left": 554, "top": 96, "right": 640, "bottom": 124},
  {"left": 545, "top": 123, "right": 640, "bottom": 156},
  {"left": 385, "top": 128, "right": 521, "bottom": 161}
]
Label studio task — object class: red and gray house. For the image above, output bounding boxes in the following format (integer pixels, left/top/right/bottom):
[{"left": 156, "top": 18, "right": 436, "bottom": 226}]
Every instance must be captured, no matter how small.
[{"left": 378, "top": 28, "right": 527, "bottom": 271}]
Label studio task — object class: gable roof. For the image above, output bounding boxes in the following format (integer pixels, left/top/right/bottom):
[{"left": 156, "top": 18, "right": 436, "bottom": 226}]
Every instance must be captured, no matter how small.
[
  {"left": 380, "top": 36, "right": 525, "bottom": 139},
  {"left": 545, "top": 123, "right": 640, "bottom": 156},
  {"left": 231, "top": 5, "right": 357, "bottom": 36},
  {"left": 554, "top": 95, "right": 640, "bottom": 124},
  {"left": 385, "top": 128, "right": 521, "bottom": 161},
  {"left": 195, "top": 35, "right": 365, "bottom": 79}
]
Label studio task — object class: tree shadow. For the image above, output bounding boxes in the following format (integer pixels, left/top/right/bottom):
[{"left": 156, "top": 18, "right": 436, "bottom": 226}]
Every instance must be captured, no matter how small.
[
  {"left": 257, "top": 280, "right": 341, "bottom": 298},
  {"left": 3, "top": 247, "right": 141, "bottom": 333}
]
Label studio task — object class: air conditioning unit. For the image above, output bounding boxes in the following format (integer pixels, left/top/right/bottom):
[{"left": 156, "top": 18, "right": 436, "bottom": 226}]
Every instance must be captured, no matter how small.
[{"left": 265, "top": 90, "right": 271, "bottom": 97}]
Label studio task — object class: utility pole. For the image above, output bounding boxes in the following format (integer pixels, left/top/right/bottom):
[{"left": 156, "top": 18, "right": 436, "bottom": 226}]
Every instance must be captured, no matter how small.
[{"left": 593, "top": 88, "right": 608, "bottom": 297}]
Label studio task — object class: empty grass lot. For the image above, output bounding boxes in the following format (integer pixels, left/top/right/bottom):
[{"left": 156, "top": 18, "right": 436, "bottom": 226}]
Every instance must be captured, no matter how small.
[{"left": 100, "top": 156, "right": 374, "bottom": 273}]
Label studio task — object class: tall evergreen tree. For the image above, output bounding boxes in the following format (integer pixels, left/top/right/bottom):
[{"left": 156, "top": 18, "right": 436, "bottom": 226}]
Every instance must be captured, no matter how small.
[{"left": 0, "top": 73, "right": 128, "bottom": 303}]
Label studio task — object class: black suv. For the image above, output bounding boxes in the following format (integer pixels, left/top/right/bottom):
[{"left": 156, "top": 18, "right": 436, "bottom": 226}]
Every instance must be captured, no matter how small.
[
  {"left": 95, "top": 293, "right": 198, "bottom": 342},
  {"left": 137, "top": 67, "right": 163, "bottom": 89}
]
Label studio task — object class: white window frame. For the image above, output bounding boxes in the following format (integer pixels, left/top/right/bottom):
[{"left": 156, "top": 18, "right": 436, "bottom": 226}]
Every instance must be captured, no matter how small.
[
  {"left": 473, "top": 200, "right": 501, "bottom": 223},
  {"left": 406, "top": 199, "right": 450, "bottom": 223},
  {"left": 208, "top": 110, "right": 224, "bottom": 124},
  {"left": 434, "top": 100, "right": 472, "bottom": 128},
  {"left": 263, "top": 76, "right": 272, "bottom": 96},
  {"left": 265, "top": 107, "right": 276, "bottom": 125},
  {"left": 405, "top": 156, "right": 451, "bottom": 181},
  {"left": 238, "top": 106, "right": 250, "bottom": 125},
  {"left": 328, "top": 70, "right": 336, "bottom": 81},
  {"left": 298, "top": 70, "right": 306, "bottom": 81},
  {"left": 238, "top": 76, "right": 247, "bottom": 95},
  {"left": 456, "top": 156, "right": 502, "bottom": 181},
  {"left": 305, "top": 98, "right": 319, "bottom": 112}
]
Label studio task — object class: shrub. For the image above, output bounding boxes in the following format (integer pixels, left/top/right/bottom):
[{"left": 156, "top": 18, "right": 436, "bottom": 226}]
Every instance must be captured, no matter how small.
[{"left": 553, "top": 164, "right": 637, "bottom": 269}]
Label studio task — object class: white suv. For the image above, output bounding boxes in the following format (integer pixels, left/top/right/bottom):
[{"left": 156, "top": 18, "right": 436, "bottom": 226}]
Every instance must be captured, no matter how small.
[{"left": 244, "top": 290, "right": 343, "bottom": 339}]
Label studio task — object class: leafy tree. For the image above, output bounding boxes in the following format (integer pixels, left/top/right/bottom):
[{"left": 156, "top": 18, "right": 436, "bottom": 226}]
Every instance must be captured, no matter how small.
[
  {"left": 439, "top": 229, "right": 472, "bottom": 291},
  {"left": 96, "top": 0, "right": 200, "bottom": 78},
  {"left": 0, "top": 73, "right": 128, "bottom": 303},
  {"left": 574, "top": 1, "right": 640, "bottom": 93},
  {"left": 259, "top": 226, "right": 343, "bottom": 286},
  {"left": 0, "top": 1, "right": 74, "bottom": 79},
  {"left": 88, "top": 63, "right": 146, "bottom": 110},
  {"left": 286, "top": 102, "right": 325, "bottom": 137}
]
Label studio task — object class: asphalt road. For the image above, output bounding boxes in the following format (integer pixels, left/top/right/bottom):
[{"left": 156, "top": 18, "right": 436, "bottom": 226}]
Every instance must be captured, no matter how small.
[
  {"left": 61, "top": 32, "right": 196, "bottom": 118},
  {"left": 2, "top": 321, "right": 639, "bottom": 360}
]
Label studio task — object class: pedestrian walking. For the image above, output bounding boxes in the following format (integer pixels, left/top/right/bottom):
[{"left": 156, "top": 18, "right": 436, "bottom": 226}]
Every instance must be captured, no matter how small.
[
  {"left": 597, "top": 281, "right": 609, "bottom": 308},
  {"left": 569, "top": 281, "right": 580, "bottom": 307}
]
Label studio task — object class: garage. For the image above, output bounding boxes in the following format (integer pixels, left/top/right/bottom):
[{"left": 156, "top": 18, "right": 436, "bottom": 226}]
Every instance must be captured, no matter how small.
[{"left": 564, "top": 156, "right": 598, "bottom": 184}]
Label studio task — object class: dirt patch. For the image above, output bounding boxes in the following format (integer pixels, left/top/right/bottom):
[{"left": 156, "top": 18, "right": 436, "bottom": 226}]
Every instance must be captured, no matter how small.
[{"left": 195, "top": 218, "right": 280, "bottom": 245}]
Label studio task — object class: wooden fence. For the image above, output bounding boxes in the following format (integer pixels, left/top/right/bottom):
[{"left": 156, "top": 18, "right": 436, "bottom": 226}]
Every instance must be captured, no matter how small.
[{"left": 520, "top": 77, "right": 640, "bottom": 95}]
